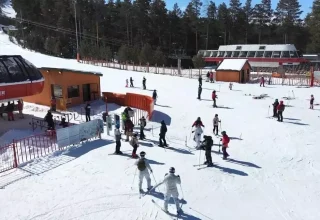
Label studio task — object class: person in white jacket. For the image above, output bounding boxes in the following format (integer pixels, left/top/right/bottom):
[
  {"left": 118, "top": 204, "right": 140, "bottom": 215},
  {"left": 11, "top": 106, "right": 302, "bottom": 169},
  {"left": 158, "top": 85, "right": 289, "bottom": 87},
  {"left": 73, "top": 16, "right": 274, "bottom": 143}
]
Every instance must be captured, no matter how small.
[
  {"left": 134, "top": 151, "right": 153, "bottom": 193},
  {"left": 193, "top": 126, "right": 203, "bottom": 149},
  {"left": 153, "top": 167, "right": 182, "bottom": 214}
]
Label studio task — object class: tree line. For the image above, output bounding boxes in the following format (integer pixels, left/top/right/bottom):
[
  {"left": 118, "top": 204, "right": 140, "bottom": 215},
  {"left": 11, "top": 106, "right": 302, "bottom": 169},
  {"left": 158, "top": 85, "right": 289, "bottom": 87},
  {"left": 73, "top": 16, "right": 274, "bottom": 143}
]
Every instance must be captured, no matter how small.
[{"left": 1, "top": 0, "right": 320, "bottom": 67}]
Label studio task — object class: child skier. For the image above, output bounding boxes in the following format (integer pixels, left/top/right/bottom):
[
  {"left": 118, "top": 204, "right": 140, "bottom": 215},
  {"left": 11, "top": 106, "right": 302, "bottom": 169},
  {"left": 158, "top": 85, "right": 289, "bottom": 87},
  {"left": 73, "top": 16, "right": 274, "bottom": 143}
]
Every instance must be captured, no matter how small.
[
  {"left": 213, "top": 114, "right": 220, "bottom": 135},
  {"left": 139, "top": 116, "right": 146, "bottom": 140},
  {"left": 151, "top": 167, "right": 182, "bottom": 215},
  {"left": 135, "top": 151, "right": 153, "bottom": 193},
  {"left": 130, "top": 133, "right": 139, "bottom": 158},
  {"left": 220, "top": 131, "right": 230, "bottom": 160},
  {"left": 310, "top": 95, "right": 314, "bottom": 109},
  {"left": 277, "top": 101, "right": 285, "bottom": 122},
  {"left": 229, "top": 82, "right": 233, "bottom": 90},
  {"left": 114, "top": 124, "right": 122, "bottom": 154}
]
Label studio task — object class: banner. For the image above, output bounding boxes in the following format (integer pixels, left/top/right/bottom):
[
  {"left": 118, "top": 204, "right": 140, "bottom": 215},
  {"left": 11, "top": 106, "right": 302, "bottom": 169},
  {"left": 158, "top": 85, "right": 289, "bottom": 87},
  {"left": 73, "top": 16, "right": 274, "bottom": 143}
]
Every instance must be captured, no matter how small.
[{"left": 56, "top": 119, "right": 104, "bottom": 148}]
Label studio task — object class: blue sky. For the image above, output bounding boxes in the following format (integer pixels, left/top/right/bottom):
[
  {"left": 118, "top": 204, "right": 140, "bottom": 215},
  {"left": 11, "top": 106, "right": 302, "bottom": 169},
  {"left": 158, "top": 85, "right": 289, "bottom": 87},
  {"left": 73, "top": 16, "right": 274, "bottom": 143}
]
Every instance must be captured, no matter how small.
[{"left": 165, "top": 0, "right": 313, "bottom": 18}]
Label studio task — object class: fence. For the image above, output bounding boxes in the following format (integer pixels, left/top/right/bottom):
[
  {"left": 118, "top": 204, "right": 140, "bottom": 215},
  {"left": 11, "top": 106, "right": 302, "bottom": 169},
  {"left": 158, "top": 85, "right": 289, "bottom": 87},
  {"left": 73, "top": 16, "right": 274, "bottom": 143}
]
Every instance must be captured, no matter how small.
[{"left": 102, "top": 92, "right": 154, "bottom": 125}]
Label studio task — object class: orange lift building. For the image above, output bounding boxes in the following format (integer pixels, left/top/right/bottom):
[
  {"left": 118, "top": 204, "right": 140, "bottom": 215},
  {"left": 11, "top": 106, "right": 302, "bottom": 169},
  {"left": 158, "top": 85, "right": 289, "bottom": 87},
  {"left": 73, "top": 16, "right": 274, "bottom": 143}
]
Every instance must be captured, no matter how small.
[{"left": 23, "top": 67, "right": 102, "bottom": 110}]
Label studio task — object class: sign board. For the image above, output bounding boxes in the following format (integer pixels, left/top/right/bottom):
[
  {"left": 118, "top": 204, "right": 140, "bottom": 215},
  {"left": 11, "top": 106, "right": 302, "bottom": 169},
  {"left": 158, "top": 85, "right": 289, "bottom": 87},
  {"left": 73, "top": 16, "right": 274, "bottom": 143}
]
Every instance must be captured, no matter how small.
[
  {"left": 56, "top": 119, "right": 104, "bottom": 148},
  {"left": 314, "top": 71, "right": 320, "bottom": 80}
]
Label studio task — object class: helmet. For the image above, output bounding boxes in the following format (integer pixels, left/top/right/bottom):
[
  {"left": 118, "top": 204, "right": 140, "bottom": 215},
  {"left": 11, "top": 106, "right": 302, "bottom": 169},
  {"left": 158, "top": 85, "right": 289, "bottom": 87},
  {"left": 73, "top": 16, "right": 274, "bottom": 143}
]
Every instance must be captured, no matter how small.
[
  {"left": 221, "top": 131, "right": 226, "bottom": 135},
  {"left": 140, "top": 151, "right": 146, "bottom": 157},
  {"left": 215, "top": 114, "right": 218, "bottom": 116},
  {"left": 169, "top": 167, "right": 175, "bottom": 173},
  {"left": 197, "top": 117, "right": 201, "bottom": 120}
]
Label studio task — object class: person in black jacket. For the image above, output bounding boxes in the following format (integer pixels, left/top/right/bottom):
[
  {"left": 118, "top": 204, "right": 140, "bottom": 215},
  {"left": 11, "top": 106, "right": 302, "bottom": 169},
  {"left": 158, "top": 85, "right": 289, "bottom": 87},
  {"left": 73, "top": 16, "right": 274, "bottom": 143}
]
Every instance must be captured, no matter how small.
[
  {"left": 201, "top": 135, "right": 214, "bottom": 167},
  {"left": 272, "top": 99, "right": 279, "bottom": 117},
  {"left": 197, "top": 85, "right": 202, "bottom": 100},
  {"left": 59, "top": 117, "right": 68, "bottom": 128},
  {"left": 198, "top": 75, "right": 202, "bottom": 86},
  {"left": 142, "top": 77, "right": 146, "bottom": 90},
  {"left": 139, "top": 116, "right": 146, "bottom": 140},
  {"left": 159, "top": 120, "right": 167, "bottom": 147},
  {"left": 130, "top": 77, "right": 134, "bottom": 87},
  {"left": 85, "top": 102, "right": 91, "bottom": 122},
  {"left": 45, "top": 110, "right": 55, "bottom": 130}
]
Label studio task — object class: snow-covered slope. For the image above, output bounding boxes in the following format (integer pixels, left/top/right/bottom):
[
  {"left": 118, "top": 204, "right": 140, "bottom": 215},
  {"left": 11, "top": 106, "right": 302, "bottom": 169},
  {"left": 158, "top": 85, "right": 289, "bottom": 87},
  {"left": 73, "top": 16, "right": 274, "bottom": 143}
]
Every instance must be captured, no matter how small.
[
  {"left": 0, "top": 0, "right": 16, "bottom": 18},
  {"left": 1, "top": 32, "right": 320, "bottom": 220}
]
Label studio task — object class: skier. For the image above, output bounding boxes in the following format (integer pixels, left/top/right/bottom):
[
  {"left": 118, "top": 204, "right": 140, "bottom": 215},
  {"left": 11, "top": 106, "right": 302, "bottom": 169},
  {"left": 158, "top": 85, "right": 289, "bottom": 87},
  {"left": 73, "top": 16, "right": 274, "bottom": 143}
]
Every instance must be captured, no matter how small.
[
  {"left": 198, "top": 75, "right": 202, "bottom": 86},
  {"left": 142, "top": 77, "right": 146, "bottom": 90},
  {"left": 193, "top": 125, "right": 203, "bottom": 149},
  {"left": 310, "top": 95, "right": 314, "bottom": 109},
  {"left": 121, "top": 111, "right": 127, "bottom": 131},
  {"left": 272, "top": 99, "right": 279, "bottom": 117},
  {"left": 192, "top": 117, "right": 204, "bottom": 128},
  {"left": 126, "top": 79, "right": 129, "bottom": 87},
  {"left": 260, "top": 76, "right": 265, "bottom": 87},
  {"left": 209, "top": 72, "right": 214, "bottom": 83},
  {"left": 202, "top": 135, "right": 214, "bottom": 167},
  {"left": 277, "top": 100, "right": 285, "bottom": 122},
  {"left": 220, "top": 131, "right": 230, "bottom": 160},
  {"left": 85, "top": 102, "right": 91, "bottom": 122},
  {"left": 130, "top": 133, "right": 139, "bottom": 158},
  {"left": 229, "top": 82, "right": 233, "bottom": 90},
  {"left": 130, "top": 77, "right": 134, "bottom": 87},
  {"left": 206, "top": 72, "right": 210, "bottom": 82},
  {"left": 197, "top": 85, "right": 202, "bottom": 100},
  {"left": 135, "top": 151, "right": 153, "bottom": 193},
  {"left": 152, "top": 90, "right": 158, "bottom": 105},
  {"left": 159, "top": 120, "right": 168, "bottom": 147},
  {"left": 44, "top": 110, "right": 55, "bottom": 130},
  {"left": 213, "top": 114, "right": 221, "bottom": 135},
  {"left": 114, "top": 124, "right": 122, "bottom": 154},
  {"left": 212, "top": 90, "right": 218, "bottom": 108},
  {"left": 139, "top": 116, "right": 146, "bottom": 140},
  {"left": 125, "top": 118, "right": 134, "bottom": 141},
  {"left": 6, "top": 102, "right": 14, "bottom": 121},
  {"left": 152, "top": 167, "right": 182, "bottom": 214}
]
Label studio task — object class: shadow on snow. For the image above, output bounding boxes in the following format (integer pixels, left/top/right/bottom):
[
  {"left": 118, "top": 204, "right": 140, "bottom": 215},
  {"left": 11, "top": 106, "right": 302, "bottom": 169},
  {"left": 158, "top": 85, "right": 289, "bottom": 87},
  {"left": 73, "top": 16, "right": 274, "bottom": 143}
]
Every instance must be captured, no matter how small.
[{"left": 150, "top": 110, "right": 172, "bottom": 126}]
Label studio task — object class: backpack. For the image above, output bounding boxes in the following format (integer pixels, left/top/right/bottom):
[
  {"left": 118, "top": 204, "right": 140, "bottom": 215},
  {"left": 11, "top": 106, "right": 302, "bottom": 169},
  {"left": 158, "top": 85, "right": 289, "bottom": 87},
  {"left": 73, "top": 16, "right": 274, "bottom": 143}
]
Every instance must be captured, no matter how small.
[{"left": 137, "top": 159, "right": 146, "bottom": 171}]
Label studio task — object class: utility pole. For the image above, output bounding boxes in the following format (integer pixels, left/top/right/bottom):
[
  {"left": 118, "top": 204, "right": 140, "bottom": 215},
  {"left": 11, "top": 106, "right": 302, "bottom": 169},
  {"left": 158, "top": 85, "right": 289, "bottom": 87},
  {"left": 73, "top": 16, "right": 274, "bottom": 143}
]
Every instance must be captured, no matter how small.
[
  {"left": 168, "top": 49, "right": 191, "bottom": 76},
  {"left": 73, "top": 0, "right": 79, "bottom": 61}
]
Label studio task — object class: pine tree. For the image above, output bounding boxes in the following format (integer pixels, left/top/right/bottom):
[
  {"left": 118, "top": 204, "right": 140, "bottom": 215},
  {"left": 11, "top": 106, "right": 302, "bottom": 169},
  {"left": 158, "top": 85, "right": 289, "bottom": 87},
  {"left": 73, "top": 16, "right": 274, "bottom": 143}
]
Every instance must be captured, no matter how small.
[
  {"left": 306, "top": 0, "right": 320, "bottom": 52},
  {"left": 150, "top": 0, "right": 168, "bottom": 48},
  {"left": 184, "top": 0, "right": 202, "bottom": 52},
  {"left": 118, "top": 45, "right": 130, "bottom": 63},
  {"left": 139, "top": 43, "right": 154, "bottom": 65},
  {"left": 252, "top": 0, "right": 273, "bottom": 43},
  {"left": 153, "top": 47, "right": 166, "bottom": 65},
  {"left": 217, "top": 3, "right": 230, "bottom": 45},
  {"left": 192, "top": 54, "right": 205, "bottom": 69}
]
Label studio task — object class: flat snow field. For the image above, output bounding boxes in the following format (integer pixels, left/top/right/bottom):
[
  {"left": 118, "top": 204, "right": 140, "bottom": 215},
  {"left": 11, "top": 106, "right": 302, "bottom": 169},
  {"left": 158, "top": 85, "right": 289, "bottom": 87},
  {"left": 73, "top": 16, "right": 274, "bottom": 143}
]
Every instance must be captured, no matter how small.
[{"left": 1, "top": 33, "right": 320, "bottom": 220}]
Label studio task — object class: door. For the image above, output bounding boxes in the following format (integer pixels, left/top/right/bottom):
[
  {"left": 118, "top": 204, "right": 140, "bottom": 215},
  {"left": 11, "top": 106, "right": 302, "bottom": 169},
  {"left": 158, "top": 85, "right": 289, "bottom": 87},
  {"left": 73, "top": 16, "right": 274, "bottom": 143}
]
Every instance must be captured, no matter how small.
[
  {"left": 82, "top": 84, "right": 91, "bottom": 102},
  {"left": 240, "top": 70, "right": 245, "bottom": 83}
]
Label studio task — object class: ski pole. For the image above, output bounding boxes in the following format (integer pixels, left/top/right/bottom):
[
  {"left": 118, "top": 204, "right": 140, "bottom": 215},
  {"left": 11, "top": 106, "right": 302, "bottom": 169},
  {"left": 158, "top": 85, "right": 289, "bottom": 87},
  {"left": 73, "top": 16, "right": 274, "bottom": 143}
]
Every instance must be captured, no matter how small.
[
  {"left": 268, "top": 105, "right": 270, "bottom": 117},
  {"left": 179, "top": 184, "right": 185, "bottom": 200},
  {"left": 131, "top": 168, "right": 137, "bottom": 190},
  {"left": 219, "top": 121, "right": 222, "bottom": 131},
  {"left": 151, "top": 172, "right": 158, "bottom": 186},
  {"left": 218, "top": 140, "right": 221, "bottom": 153}
]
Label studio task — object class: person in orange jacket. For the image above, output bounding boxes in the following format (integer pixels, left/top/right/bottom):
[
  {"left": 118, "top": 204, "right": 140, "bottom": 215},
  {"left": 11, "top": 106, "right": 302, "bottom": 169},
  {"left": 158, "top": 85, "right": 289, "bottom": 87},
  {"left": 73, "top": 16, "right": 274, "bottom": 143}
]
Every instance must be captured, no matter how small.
[{"left": 220, "top": 131, "right": 230, "bottom": 160}]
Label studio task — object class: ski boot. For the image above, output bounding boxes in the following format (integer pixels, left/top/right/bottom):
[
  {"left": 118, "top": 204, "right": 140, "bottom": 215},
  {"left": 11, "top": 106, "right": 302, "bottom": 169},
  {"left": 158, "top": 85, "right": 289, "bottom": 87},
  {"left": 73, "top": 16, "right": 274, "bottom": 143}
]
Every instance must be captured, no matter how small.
[
  {"left": 207, "top": 163, "right": 214, "bottom": 167},
  {"left": 139, "top": 189, "right": 144, "bottom": 194},
  {"left": 177, "top": 208, "right": 183, "bottom": 215}
]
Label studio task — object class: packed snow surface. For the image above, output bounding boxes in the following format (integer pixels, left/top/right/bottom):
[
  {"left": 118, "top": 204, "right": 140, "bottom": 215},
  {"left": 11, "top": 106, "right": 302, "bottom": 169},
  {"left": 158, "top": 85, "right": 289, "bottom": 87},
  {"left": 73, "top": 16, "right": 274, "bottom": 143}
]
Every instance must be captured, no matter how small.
[{"left": 1, "top": 33, "right": 320, "bottom": 220}]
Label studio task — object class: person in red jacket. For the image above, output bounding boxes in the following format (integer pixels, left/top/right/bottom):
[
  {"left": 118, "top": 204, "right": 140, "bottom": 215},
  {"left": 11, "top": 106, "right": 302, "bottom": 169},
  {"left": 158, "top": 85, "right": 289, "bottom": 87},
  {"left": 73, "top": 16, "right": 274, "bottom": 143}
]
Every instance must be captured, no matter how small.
[
  {"left": 212, "top": 90, "right": 218, "bottom": 108},
  {"left": 209, "top": 72, "right": 214, "bottom": 83},
  {"left": 17, "top": 100, "right": 24, "bottom": 119},
  {"left": 310, "top": 95, "right": 314, "bottom": 109},
  {"left": 277, "top": 101, "right": 285, "bottom": 122},
  {"left": 192, "top": 117, "right": 204, "bottom": 128},
  {"left": 125, "top": 118, "right": 134, "bottom": 141},
  {"left": 220, "top": 131, "right": 230, "bottom": 160},
  {"left": 260, "top": 76, "right": 265, "bottom": 87}
]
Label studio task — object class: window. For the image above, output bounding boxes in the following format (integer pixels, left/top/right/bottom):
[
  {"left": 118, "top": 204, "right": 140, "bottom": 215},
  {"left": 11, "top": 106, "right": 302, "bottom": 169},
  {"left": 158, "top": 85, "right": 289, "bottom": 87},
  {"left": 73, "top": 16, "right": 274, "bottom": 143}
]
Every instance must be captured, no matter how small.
[
  {"left": 236, "top": 46, "right": 242, "bottom": 50},
  {"left": 259, "top": 46, "right": 266, "bottom": 50},
  {"left": 247, "top": 51, "right": 256, "bottom": 57},
  {"left": 239, "top": 51, "right": 248, "bottom": 57},
  {"left": 290, "top": 51, "right": 298, "bottom": 58},
  {"left": 281, "top": 51, "right": 290, "bottom": 58},
  {"left": 264, "top": 51, "right": 272, "bottom": 58},
  {"left": 225, "top": 51, "right": 232, "bottom": 57},
  {"left": 22, "top": 58, "right": 43, "bottom": 81},
  {"left": 67, "top": 85, "right": 80, "bottom": 98},
  {"left": 51, "top": 84, "right": 63, "bottom": 98},
  {"left": 0, "top": 61, "right": 12, "bottom": 83},
  {"left": 217, "top": 51, "right": 225, "bottom": 57},
  {"left": 272, "top": 51, "right": 281, "bottom": 58},
  {"left": 2, "top": 57, "right": 28, "bottom": 82},
  {"left": 255, "top": 51, "right": 264, "bottom": 57},
  {"left": 210, "top": 51, "right": 218, "bottom": 57},
  {"left": 232, "top": 51, "right": 240, "bottom": 57}
]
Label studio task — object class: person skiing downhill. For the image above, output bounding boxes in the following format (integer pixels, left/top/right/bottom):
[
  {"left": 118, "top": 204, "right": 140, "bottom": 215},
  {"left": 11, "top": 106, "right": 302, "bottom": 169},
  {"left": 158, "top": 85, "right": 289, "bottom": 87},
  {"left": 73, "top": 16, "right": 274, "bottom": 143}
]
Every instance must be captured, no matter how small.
[
  {"left": 152, "top": 90, "right": 158, "bottom": 105},
  {"left": 213, "top": 114, "right": 221, "bottom": 135},
  {"left": 310, "top": 95, "right": 314, "bottom": 109},
  {"left": 193, "top": 125, "right": 203, "bottom": 149},
  {"left": 192, "top": 117, "right": 204, "bottom": 128},
  {"left": 152, "top": 167, "right": 182, "bottom": 214},
  {"left": 201, "top": 135, "right": 214, "bottom": 167},
  {"left": 135, "top": 151, "right": 153, "bottom": 193},
  {"left": 277, "top": 101, "right": 285, "bottom": 122},
  {"left": 272, "top": 99, "right": 279, "bottom": 117},
  {"left": 212, "top": 90, "right": 218, "bottom": 108},
  {"left": 220, "top": 131, "right": 230, "bottom": 160},
  {"left": 130, "top": 133, "right": 139, "bottom": 158}
]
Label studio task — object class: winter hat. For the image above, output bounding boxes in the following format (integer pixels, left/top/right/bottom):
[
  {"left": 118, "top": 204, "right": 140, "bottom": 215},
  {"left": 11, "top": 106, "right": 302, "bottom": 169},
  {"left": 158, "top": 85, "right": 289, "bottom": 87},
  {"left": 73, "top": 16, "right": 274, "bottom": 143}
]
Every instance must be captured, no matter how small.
[
  {"left": 275, "top": 99, "right": 278, "bottom": 101},
  {"left": 221, "top": 131, "right": 226, "bottom": 135},
  {"left": 197, "top": 117, "right": 201, "bottom": 120},
  {"left": 280, "top": 101, "right": 283, "bottom": 104},
  {"left": 215, "top": 114, "right": 218, "bottom": 117},
  {"left": 169, "top": 167, "right": 175, "bottom": 173},
  {"left": 140, "top": 151, "right": 146, "bottom": 157}
]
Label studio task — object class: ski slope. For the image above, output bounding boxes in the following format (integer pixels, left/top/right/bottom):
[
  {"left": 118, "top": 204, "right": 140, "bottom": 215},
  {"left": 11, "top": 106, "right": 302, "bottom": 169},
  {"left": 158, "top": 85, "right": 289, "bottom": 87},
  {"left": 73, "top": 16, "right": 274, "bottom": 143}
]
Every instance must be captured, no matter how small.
[{"left": 1, "top": 32, "right": 320, "bottom": 220}]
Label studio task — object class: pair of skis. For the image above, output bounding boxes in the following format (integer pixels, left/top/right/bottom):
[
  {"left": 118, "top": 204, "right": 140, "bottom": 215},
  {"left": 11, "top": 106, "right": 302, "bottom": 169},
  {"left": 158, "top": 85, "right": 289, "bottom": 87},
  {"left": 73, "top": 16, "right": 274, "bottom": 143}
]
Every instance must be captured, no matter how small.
[{"left": 151, "top": 199, "right": 182, "bottom": 219}]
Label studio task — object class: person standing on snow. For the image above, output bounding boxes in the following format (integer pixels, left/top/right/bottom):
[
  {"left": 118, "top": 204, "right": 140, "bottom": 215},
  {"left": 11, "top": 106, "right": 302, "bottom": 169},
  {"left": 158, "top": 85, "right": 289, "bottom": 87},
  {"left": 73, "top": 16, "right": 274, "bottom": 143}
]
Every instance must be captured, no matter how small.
[
  {"left": 198, "top": 75, "right": 202, "bottom": 87},
  {"left": 197, "top": 85, "right": 202, "bottom": 100},
  {"left": 85, "top": 102, "right": 91, "bottom": 122},
  {"left": 125, "top": 118, "right": 134, "bottom": 141},
  {"left": 151, "top": 167, "right": 182, "bottom": 215},
  {"left": 126, "top": 79, "right": 129, "bottom": 87},
  {"left": 206, "top": 72, "right": 210, "bottom": 82},
  {"left": 220, "top": 131, "right": 230, "bottom": 160},
  {"left": 193, "top": 125, "right": 203, "bottom": 149},
  {"left": 192, "top": 117, "right": 204, "bottom": 128},
  {"left": 277, "top": 101, "right": 285, "bottom": 122},
  {"left": 152, "top": 90, "right": 158, "bottom": 105},
  {"left": 130, "top": 77, "right": 134, "bottom": 87},
  {"left": 202, "top": 135, "right": 214, "bottom": 167},
  {"left": 142, "top": 77, "right": 146, "bottom": 90},
  {"left": 130, "top": 133, "right": 139, "bottom": 158},
  {"left": 114, "top": 124, "right": 122, "bottom": 154},
  {"left": 139, "top": 116, "right": 146, "bottom": 140},
  {"left": 212, "top": 90, "right": 218, "bottom": 108},
  {"left": 310, "top": 95, "right": 314, "bottom": 109},
  {"left": 209, "top": 72, "right": 214, "bottom": 83},
  {"left": 260, "top": 76, "right": 265, "bottom": 87},
  {"left": 213, "top": 114, "right": 220, "bottom": 135},
  {"left": 272, "top": 99, "right": 279, "bottom": 117},
  {"left": 135, "top": 151, "right": 153, "bottom": 193},
  {"left": 229, "top": 82, "right": 233, "bottom": 90},
  {"left": 159, "top": 120, "right": 168, "bottom": 147}
]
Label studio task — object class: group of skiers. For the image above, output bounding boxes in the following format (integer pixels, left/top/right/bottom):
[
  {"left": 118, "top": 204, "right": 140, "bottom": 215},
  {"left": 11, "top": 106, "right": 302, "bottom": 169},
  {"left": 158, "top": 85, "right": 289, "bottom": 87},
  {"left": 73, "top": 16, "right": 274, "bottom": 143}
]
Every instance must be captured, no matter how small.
[
  {"left": 206, "top": 71, "right": 215, "bottom": 83},
  {"left": 272, "top": 99, "right": 285, "bottom": 122}
]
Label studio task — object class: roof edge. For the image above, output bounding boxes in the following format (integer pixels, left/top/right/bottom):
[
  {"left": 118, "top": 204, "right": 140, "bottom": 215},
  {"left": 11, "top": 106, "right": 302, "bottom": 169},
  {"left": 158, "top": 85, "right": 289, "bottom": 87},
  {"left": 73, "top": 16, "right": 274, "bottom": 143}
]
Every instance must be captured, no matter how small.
[{"left": 39, "top": 67, "right": 103, "bottom": 77}]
